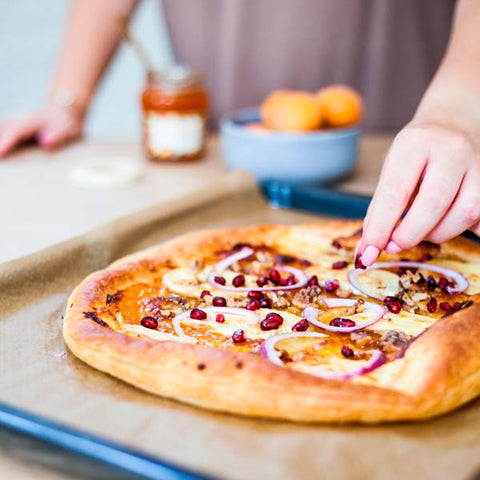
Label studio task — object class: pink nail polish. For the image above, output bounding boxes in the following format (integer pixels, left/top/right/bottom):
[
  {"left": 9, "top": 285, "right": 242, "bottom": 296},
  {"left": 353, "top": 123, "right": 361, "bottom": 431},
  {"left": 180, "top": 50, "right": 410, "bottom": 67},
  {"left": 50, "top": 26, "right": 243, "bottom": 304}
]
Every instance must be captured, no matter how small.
[
  {"left": 360, "top": 245, "right": 380, "bottom": 267},
  {"left": 385, "top": 241, "right": 402, "bottom": 254}
]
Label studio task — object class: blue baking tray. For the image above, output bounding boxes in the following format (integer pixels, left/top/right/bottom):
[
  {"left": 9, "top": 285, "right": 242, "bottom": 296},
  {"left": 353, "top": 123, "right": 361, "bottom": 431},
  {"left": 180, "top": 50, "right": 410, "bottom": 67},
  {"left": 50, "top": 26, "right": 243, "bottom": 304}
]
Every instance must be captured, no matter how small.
[{"left": 0, "top": 402, "right": 215, "bottom": 480}]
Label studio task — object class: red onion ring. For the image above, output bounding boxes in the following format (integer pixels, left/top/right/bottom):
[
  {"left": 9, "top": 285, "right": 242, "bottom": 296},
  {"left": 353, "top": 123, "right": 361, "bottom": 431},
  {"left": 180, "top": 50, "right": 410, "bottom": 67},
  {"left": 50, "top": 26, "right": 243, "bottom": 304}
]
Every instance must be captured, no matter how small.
[
  {"left": 261, "top": 332, "right": 386, "bottom": 379},
  {"left": 303, "top": 301, "right": 386, "bottom": 333},
  {"left": 347, "top": 261, "right": 469, "bottom": 299},
  {"left": 207, "top": 247, "right": 308, "bottom": 291},
  {"left": 172, "top": 306, "right": 260, "bottom": 337}
]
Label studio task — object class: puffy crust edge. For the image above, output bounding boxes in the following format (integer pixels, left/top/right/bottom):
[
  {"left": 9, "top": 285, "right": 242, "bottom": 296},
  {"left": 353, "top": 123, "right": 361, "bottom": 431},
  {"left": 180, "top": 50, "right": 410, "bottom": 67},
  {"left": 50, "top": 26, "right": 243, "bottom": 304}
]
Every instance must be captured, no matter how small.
[{"left": 63, "top": 221, "right": 480, "bottom": 423}]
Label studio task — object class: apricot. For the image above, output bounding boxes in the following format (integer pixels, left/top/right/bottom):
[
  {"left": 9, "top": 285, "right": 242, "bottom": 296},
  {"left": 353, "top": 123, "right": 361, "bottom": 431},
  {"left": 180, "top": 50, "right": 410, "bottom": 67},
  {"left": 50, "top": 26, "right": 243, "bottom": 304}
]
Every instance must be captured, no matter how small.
[
  {"left": 315, "top": 85, "right": 363, "bottom": 128},
  {"left": 260, "top": 90, "right": 322, "bottom": 132}
]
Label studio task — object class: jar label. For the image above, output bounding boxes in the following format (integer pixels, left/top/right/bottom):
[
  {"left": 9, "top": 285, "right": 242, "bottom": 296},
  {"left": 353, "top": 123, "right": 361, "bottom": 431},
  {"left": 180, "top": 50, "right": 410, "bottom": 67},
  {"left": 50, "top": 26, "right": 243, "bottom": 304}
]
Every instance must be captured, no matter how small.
[{"left": 145, "top": 112, "right": 204, "bottom": 156}]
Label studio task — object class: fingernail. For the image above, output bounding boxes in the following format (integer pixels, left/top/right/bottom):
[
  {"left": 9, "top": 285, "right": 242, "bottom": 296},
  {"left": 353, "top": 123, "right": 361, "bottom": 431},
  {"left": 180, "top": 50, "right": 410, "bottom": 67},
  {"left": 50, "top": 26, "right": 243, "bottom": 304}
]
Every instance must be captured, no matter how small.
[
  {"left": 385, "top": 240, "right": 402, "bottom": 254},
  {"left": 360, "top": 245, "right": 380, "bottom": 267}
]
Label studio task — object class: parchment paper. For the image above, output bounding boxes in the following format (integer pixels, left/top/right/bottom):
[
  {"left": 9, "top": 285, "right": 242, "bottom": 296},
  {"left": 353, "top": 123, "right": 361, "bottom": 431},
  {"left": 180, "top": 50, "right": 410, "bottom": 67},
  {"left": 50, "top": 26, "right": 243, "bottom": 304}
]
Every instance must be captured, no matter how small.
[{"left": 1, "top": 171, "right": 480, "bottom": 480}]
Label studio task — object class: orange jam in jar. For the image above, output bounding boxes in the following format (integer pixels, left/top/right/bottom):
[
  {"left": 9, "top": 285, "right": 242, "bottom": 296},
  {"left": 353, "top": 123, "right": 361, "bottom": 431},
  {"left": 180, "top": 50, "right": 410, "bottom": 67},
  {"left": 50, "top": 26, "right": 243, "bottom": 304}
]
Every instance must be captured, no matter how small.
[{"left": 141, "top": 66, "right": 209, "bottom": 162}]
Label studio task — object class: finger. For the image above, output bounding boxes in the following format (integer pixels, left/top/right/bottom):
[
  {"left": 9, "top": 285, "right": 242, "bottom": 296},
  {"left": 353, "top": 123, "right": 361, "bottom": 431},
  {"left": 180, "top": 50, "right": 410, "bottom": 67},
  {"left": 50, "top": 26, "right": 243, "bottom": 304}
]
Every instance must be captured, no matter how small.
[
  {"left": 38, "top": 115, "right": 78, "bottom": 149},
  {"left": 0, "top": 117, "right": 42, "bottom": 157},
  {"left": 391, "top": 154, "right": 466, "bottom": 249},
  {"left": 358, "top": 130, "right": 429, "bottom": 265},
  {"left": 426, "top": 169, "right": 480, "bottom": 243},
  {"left": 470, "top": 220, "right": 480, "bottom": 237}
]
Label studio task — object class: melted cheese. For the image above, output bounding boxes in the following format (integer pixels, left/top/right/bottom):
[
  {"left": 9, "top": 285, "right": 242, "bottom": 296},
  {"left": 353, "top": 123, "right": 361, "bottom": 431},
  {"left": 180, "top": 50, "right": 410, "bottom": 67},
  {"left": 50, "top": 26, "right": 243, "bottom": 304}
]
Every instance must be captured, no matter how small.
[{"left": 122, "top": 324, "right": 197, "bottom": 344}]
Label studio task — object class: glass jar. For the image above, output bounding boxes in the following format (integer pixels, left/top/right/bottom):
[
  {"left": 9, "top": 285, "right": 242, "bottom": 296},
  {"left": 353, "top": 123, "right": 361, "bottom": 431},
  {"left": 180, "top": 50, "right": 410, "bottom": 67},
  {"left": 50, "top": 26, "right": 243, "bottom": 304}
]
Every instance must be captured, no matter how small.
[{"left": 141, "top": 66, "right": 209, "bottom": 162}]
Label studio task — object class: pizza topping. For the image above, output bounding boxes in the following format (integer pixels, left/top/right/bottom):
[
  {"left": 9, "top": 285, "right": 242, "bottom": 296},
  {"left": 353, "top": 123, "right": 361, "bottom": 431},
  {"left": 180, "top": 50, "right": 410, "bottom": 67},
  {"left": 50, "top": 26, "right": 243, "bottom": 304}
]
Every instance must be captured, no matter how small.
[
  {"left": 380, "top": 330, "right": 410, "bottom": 350},
  {"left": 384, "top": 296, "right": 402, "bottom": 314},
  {"left": 341, "top": 345, "right": 354, "bottom": 358},
  {"left": 355, "top": 254, "right": 366, "bottom": 270},
  {"left": 173, "top": 307, "right": 260, "bottom": 337},
  {"left": 325, "top": 279, "right": 340, "bottom": 293},
  {"left": 190, "top": 308, "right": 208, "bottom": 320},
  {"left": 232, "top": 274, "right": 246, "bottom": 287},
  {"left": 348, "top": 261, "right": 469, "bottom": 300},
  {"left": 292, "top": 319, "right": 309, "bottom": 331},
  {"left": 260, "top": 318, "right": 281, "bottom": 331},
  {"left": 200, "top": 290, "right": 211, "bottom": 299},
  {"left": 426, "top": 275, "right": 437, "bottom": 291},
  {"left": 212, "top": 296, "right": 227, "bottom": 307},
  {"left": 141, "top": 316, "right": 158, "bottom": 329},
  {"left": 303, "top": 298, "right": 386, "bottom": 333},
  {"left": 248, "top": 290, "right": 264, "bottom": 300},
  {"left": 426, "top": 297, "right": 438, "bottom": 313},
  {"left": 106, "top": 292, "right": 122, "bottom": 305},
  {"left": 332, "top": 261, "right": 348, "bottom": 270},
  {"left": 259, "top": 297, "right": 272, "bottom": 308},
  {"left": 330, "top": 318, "right": 356, "bottom": 328},
  {"left": 261, "top": 332, "right": 386, "bottom": 379},
  {"left": 216, "top": 314, "right": 225, "bottom": 323},
  {"left": 207, "top": 246, "right": 308, "bottom": 292},
  {"left": 232, "top": 329, "right": 246, "bottom": 343},
  {"left": 307, "top": 275, "right": 320, "bottom": 287},
  {"left": 214, "top": 276, "right": 226, "bottom": 285},
  {"left": 246, "top": 298, "right": 261, "bottom": 311}
]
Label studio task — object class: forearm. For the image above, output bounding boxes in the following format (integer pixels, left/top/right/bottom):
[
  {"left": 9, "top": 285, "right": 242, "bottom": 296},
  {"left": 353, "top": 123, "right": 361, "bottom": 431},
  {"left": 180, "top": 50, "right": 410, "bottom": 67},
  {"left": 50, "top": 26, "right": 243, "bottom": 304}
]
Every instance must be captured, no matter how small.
[
  {"left": 48, "top": 0, "right": 138, "bottom": 117},
  {"left": 414, "top": 0, "right": 480, "bottom": 133}
]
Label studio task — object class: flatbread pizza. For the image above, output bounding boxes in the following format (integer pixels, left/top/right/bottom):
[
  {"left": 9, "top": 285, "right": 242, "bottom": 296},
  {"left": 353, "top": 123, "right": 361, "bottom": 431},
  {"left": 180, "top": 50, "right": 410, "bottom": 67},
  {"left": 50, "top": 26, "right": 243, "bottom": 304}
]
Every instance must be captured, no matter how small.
[{"left": 63, "top": 221, "right": 480, "bottom": 423}]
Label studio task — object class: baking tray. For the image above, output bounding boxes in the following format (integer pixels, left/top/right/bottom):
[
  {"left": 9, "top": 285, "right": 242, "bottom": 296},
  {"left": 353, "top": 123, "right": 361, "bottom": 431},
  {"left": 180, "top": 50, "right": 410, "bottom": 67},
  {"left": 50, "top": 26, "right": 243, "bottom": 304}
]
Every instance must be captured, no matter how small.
[{"left": 2, "top": 172, "right": 480, "bottom": 480}]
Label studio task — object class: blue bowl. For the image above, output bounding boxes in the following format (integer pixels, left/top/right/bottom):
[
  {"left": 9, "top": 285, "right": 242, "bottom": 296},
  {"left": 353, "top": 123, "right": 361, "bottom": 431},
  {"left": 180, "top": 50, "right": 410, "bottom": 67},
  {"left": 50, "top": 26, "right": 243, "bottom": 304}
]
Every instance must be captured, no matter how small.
[{"left": 220, "top": 107, "right": 360, "bottom": 184}]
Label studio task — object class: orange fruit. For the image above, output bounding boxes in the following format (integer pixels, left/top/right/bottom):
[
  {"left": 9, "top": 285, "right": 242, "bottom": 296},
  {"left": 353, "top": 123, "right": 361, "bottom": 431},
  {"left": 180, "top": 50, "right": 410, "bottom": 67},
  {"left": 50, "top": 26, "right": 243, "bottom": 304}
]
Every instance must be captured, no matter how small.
[
  {"left": 260, "top": 90, "right": 322, "bottom": 132},
  {"left": 315, "top": 85, "right": 363, "bottom": 128}
]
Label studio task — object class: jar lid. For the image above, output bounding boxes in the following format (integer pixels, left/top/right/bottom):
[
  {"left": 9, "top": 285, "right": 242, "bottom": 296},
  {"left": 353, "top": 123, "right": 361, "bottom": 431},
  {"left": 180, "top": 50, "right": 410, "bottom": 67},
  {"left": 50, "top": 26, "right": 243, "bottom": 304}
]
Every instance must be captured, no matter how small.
[{"left": 148, "top": 65, "right": 202, "bottom": 93}]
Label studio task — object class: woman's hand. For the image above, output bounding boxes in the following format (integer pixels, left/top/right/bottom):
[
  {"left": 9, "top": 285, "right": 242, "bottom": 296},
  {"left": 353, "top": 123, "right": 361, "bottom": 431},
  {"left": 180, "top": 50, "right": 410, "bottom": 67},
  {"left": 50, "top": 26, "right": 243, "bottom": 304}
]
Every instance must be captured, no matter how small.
[
  {"left": 357, "top": 120, "right": 480, "bottom": 267},
  {"left": 0, "top": 104, "right": 84, "bottom": 157}
]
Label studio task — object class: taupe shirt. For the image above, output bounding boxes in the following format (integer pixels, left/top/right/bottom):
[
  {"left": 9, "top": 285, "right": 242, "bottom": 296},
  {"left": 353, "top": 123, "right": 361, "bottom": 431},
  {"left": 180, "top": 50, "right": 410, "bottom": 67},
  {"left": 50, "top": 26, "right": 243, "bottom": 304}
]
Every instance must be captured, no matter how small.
[{"left": 163, "top": 0, "right": 455, "bottom": 129}]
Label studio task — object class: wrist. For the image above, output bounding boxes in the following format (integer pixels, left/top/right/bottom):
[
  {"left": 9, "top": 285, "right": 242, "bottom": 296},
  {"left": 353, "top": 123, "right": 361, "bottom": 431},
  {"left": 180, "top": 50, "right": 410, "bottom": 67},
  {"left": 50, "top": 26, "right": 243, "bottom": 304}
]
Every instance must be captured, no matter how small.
[{"left": 46, "top": 89, "right": 89, "bottom": 121}]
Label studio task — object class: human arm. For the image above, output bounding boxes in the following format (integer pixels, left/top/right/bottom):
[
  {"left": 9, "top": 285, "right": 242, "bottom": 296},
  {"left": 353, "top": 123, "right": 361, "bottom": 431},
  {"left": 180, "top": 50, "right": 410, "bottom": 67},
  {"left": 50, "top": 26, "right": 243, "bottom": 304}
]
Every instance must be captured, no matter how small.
[{"left": 0, "top": 0, "right": 138, "bottom": 157}]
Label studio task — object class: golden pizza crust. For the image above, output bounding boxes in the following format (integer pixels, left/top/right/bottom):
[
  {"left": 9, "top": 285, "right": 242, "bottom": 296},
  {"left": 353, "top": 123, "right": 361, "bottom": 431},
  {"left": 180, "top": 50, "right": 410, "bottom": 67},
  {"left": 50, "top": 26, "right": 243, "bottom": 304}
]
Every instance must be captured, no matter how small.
[{"left": 63, "top": 221, "right": 480, "bottom": 423}]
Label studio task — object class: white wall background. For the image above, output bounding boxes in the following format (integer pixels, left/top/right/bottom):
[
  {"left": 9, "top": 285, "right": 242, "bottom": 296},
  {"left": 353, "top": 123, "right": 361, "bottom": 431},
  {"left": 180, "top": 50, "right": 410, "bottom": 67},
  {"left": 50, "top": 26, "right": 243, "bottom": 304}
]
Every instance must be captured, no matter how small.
[{"left": 0, "top": 0, "right": 174, "bottom": 139}]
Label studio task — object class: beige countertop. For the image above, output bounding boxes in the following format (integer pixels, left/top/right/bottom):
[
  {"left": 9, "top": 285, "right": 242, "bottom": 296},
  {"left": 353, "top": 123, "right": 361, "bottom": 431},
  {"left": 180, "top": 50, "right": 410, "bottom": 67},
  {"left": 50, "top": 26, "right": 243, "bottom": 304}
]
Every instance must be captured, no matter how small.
[{"left": 0, "top": 134, "right": 391, "bottom": 265}]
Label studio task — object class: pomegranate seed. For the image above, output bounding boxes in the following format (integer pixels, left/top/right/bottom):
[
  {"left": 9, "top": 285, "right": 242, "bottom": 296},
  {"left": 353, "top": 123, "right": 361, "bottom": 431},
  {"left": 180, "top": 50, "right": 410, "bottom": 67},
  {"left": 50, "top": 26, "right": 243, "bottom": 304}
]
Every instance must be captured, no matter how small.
[
  {"left": 246, "top": 299, "right": 261, "bottom": 311},
  {"left": 292, "top": 319, "right": 309, "bottom": 331},
  {"left": 232, "top": 274, "right": 245, "bottom": 287},
  {"left": 141, "top": 316, "right": 158, "bottom": 329},
  {"left": 332, "top": 239, "right": 342, "bottom": 249},
  {"left": 420, "top": 253, "right": 433, "bottom": 262},
  {"left": 453, "top": 302, "right": 462, "bottom": 310},
  {"left": 307, "top": 275, "right": 319, "bottom": 287},
  {"left": 325, "top": 279, "right": 340, "bottom": 293},
  {"left": 190, "top": 308, "right": 207, "bottom": 320},
  {"left": 355, "top": 255, "right": 366, "bottom": 269},
  {"left": 332, "top": 261, "right": 348, "bottom": 270},
  {"left": 212, "top": 296, "right": 227, "bottom": 307},
  {"left": 260, "top": 318, "right": 281, "bottom": 331},
  {"left": 269, "top": 269, "right": 281, "bottom": 284},
  {"left": 286, "top": 274, "right": 296, "bottom": 285},
  {"left": 248, "top": 290, "right": 263, "bottom": 300},
  {"left": 200, "top": 290, "right": 211, "bottom": 299},
  {"left": 384, "top": 296, "right": 402, "bottom": 314},
  {"left": 341, "top": 345, "right": 354, "bottom": 358},
  {"left": 438, "top": 277, "right": 453, "bottom": 293},
  {"left": 278, "top": 277, "right": 288, "bottom": 286},
  {"left": 426, "top": 297, "right": 437, "bottom": 313},
  {"left": 232, "top": 329, "right": 246, "bottom": 343},
  {"left": 265, "top": 312, "right": 284, "bottom": 325},
  {"left": 300, "top": 259, "right": 312, "bottom": 267},
  {"left": 259, "top": 298, "right": 272, "bottom": 308},
  {"left": 329, "top": 317, "right": 356, "bottom": 328},
  {"left": 426, "top": 276, "right": 437, "bottom": 291},
  {"left": 215, "top": 313, "right": 225, "bottom": 323},
  {"left": 440, "top": 302, "right": 451, "bottom": 312},
  {"left": 256, "top": 276, "right": 268, "bottom": 287},
  {"left": 214, "top": 276, "right": 226, "bottom": 286}
]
